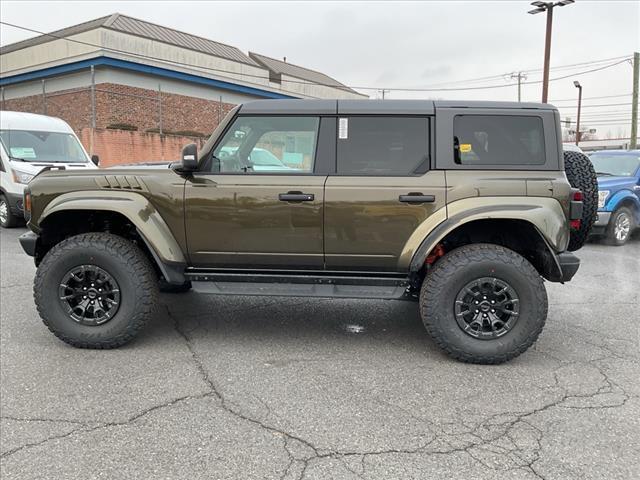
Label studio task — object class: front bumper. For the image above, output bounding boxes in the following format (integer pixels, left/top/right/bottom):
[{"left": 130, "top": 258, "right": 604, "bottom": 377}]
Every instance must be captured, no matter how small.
[
  {"left": 19, "top": 231, "right": 37, "bottom": 257},
  {"left": 593, "top": 211, "right": 612, "bottom": 227},
  {"left": 4, "top": 191, "right": 24, "bottom": 216}
]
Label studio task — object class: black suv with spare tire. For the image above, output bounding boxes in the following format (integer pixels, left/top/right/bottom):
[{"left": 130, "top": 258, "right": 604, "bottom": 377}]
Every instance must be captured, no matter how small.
[{"left": 18, "top": 100, "right": 598, "bottom": 363}]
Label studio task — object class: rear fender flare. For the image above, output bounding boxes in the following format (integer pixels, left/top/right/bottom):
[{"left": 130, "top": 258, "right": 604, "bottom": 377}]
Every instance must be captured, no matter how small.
[{"left": 404, "top": 196, "right": 569, "bottom": 272}]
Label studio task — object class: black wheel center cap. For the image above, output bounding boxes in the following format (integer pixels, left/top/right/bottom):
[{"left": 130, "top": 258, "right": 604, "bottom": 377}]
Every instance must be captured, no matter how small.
[
  {"left": 479, "top": 301, "right": 491, "bottom": 312},
  {"left": 87, "top": 289, "right": 98, "bottom": 299}
]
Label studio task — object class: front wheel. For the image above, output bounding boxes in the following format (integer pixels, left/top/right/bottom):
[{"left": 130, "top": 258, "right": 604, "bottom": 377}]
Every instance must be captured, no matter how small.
[
  {"left": 606, "top": 207, "right": 634, "bottom": 246},
  {"left": 0, "top": 193, "right": 20, "bottom": 228},
  {"left": 34, "top": 233, "right": 159, "bottom": 348},
  {"left": 419, "top": 244, "right": 548, "bottom": 364}
]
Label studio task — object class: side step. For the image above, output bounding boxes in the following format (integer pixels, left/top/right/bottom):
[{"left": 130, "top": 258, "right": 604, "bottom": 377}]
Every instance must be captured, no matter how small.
[{"left": 185, "top": 269, "right": 411, "bottom": 299}]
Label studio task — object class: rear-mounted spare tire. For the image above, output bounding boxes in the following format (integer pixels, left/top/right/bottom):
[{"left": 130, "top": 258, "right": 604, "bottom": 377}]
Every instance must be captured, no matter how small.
[{"left": 563, "top": 150, "right": 598, "bottom": 251}]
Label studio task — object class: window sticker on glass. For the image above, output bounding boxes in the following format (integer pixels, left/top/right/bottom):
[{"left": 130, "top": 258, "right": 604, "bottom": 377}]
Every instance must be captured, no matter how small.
[
  {"left": 10, "top": 147, "right": 37, "bottom": 159},
  {"left": 339, "top": 118, "right": 349, "bottom": 139}
]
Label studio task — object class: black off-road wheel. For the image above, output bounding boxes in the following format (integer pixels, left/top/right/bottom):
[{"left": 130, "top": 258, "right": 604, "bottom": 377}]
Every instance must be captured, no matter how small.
[
  {"left": 564, "top": 150, "right": 598, "bottom": 251},
  {"left": 419, "top": 244, "right": 548, "bottom": 364},
  {"left": 605, "top": 206, "right": 635, "bottom": 246},
  {"left": 34, "top": 233, "right": 158, "bottom": 348},
  {"left": 0, "top": 193, "right": 20, "bottom": 228}
]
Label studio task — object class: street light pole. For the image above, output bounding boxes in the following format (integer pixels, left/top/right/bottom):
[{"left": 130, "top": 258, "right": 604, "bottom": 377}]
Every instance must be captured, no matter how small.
[
  {"left": 528, "top": 1, "right": 575, "bottom": 103},
  {"left": 574, "top": 81, "right": 582, "bottom": 146}
]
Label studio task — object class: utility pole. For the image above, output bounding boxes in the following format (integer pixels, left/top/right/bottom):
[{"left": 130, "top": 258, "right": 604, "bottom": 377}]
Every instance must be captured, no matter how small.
[
  {"left": 528, "top": 1, "right": 575, "bottom": 103},
  {"left": 510, "top": 72, "right": 528, "bottom": 102},
  {"left": 574, "top": 81, "right": 582, "bottom": 146},
  {"left": 631, "top": 51, "right": 639, "bottom": 149}
]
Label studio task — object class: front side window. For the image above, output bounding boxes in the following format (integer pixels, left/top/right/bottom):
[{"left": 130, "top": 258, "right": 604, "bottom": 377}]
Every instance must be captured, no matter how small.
[
  {"left": 0, "top": 130, "right": 88, "bottom": 163},
  {"left": 211, "top": 116, "right": 319, "bottom": 173},
  {"left": 337, "top": 117, "right": 429, "bottom": 175},
  {"left": 454, "top": 115, "right": 546, "bottom": 166}
]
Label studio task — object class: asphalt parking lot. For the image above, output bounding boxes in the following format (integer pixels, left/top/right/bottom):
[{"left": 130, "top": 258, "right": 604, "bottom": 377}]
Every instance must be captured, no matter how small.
[{"left": 1, "top": 226, "right": 638, "bottom": 480}]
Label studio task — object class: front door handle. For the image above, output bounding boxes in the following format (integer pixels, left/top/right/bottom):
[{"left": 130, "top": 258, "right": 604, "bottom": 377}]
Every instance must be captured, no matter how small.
[
  {"left": 399, "top": 193, "right": 435, "bottom": 204},
  {"left": 279, "top": 191, "right": 315, "bottom": 202}
]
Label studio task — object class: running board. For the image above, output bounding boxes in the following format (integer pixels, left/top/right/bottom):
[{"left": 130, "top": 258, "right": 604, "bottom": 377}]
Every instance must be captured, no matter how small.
[{"left": 185, "top": 270, "right": 410, "bottom": 299}]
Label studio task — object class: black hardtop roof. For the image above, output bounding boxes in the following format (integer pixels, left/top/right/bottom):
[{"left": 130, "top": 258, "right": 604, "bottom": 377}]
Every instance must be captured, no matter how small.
[{"left": 239, "top": 99, "right": 557, "bottom": 115}]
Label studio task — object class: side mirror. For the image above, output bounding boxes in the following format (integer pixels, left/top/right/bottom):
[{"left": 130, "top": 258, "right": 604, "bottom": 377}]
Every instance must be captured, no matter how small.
[
  {"left": 91, "top": 155, "right": 100, "bottom": 166},
  {"left": 180, "top": 143, "right": 198, "bottom": 171}
]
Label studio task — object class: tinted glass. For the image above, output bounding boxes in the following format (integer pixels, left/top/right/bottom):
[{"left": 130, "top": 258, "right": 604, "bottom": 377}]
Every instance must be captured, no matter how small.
[
  {"left": 212, "top": 116, "right": 319, "bottom": 173},
  {"left": 337, "top": 117, "right": 429, "bottom": 175},
  {"left": 454, "top": 115, "right": 546, "bottom": 166},
  {"left": 590, "top": 154, "right": 640, "bottom": 177},
  {"left": 0, "top": 130, "right": 88, "bottom": 163}
]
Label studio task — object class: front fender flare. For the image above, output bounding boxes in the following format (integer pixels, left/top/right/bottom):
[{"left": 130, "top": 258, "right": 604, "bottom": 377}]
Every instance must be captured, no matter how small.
[
  {"left": 404, "top": 196, "right": 569, "bottom": 272},
  {"left": 39, "top": 190, "right": 186, "bottom": 266}
]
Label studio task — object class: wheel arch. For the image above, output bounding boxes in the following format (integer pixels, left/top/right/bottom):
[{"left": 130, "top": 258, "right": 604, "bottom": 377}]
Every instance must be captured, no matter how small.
[
  {"left": 35, "top": 191, "right": 186, "bottom": 283},
  {"left": 405, "top": 198, "right": 569, "bottom": 282}
]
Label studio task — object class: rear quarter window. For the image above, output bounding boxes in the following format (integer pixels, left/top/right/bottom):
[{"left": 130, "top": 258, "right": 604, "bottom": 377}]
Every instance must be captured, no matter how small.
[{"left": 454, "top": 115, "right": 546, "bottom": 166}]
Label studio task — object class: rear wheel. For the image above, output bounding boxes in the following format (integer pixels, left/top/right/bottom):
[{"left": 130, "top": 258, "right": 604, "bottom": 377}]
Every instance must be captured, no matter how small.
[
  {"left": 419, "top": 243, "right": 547, "bottom": 364},
  {"left": 0, "top": 194, "right": 20, "bottom": 228},
  {"left": 606, "top": 207, "right": 634, "bottom": 246},
  {"left": 34, "top": 233, "right": 158, "bottom": 348},
  {"left": 563, "top": 151, "right": 598, "bottom": 251}
]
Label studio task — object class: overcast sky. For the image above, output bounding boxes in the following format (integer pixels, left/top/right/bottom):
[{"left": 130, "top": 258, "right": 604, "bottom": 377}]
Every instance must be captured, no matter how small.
[{"left": 1, "top": 1, "right": 638, "bottom": 137}]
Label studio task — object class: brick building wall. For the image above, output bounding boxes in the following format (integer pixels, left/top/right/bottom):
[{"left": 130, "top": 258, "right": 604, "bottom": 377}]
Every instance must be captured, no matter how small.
[
  {"left": 2, "top": 83, "right": 237, "bottom": 135},
  {"left": 2, "top": 82, "right": 238, "bottom": 166},
  {"left": 80, "top": 128, "right": 207, "bottom": 167}
]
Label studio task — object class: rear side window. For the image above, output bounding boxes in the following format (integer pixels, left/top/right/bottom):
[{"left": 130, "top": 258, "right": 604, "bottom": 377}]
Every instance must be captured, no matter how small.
[
  {"left": 454, "top": 115, "right": 545, "bottom": 166},
  {"left": 337, "top": 117, "right": 429, "bottom": 175}
]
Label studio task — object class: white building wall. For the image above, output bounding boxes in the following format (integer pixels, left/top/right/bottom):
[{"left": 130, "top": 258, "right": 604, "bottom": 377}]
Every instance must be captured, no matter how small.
[{"left": 1, "top": 27, "right": 366, "bottom": 100}]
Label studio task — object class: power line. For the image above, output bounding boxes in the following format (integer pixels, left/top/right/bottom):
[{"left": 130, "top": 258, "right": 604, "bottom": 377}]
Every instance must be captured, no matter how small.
[
  {"left": 0, "top": 21, "right": 633, "bottom": 94},
  {"left": 557, "top": 102, "right": 633, "bottom": 109},
  {"left": 550, "top": 93, "right": 632, "bottom": 102}
]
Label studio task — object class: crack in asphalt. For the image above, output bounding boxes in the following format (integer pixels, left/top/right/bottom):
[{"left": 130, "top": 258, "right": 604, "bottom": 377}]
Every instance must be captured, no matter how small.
[{"left": 1, "top": 299, "right": 636, "bottom": 479}]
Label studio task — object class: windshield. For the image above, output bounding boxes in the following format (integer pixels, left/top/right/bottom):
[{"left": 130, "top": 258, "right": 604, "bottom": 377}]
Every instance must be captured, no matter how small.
[
  {"left": 0, "top": 129, "right": 88, "bottom": 163},
  {"left": 590, "top": 154, "right": 640, "bottom": 177}
]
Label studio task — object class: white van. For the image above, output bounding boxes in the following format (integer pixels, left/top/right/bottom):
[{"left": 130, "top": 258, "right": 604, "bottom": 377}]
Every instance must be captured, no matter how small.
[{"left": 0, "top": 111, "right": 98, "bottom": 227}]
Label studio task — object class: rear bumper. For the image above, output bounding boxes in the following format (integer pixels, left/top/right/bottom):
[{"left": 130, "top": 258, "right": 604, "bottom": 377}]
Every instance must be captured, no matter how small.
[
  {"left": 19, "top": 231, "right": 37, "bottom": 257},
  {"left": 557, "top": 252, "right": 580, "bottom": 283}
]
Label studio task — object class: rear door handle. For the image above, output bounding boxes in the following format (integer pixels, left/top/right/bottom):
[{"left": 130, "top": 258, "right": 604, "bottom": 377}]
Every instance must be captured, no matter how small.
[
  {"left": 399, "top": 193, "right": 435, "bottom": 203},
  {"left": 279, "top": 192, "right": 315, "bottom": 202}
]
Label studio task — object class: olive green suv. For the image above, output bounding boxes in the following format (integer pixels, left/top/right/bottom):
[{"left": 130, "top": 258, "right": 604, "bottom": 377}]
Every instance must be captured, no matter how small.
[{"left": 18, "top": 100, "right": 597, "bottom": 364}]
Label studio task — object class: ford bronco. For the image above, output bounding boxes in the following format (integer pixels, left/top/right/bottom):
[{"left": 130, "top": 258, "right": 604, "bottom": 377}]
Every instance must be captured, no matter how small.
[{"left": 18, "top": 99, "right": 597, "bottom": 364}]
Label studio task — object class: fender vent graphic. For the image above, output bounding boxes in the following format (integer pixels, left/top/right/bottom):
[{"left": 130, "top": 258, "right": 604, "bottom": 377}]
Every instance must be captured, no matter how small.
[{"left": 95, "top": 175, "right": 148, "bottom": 191}]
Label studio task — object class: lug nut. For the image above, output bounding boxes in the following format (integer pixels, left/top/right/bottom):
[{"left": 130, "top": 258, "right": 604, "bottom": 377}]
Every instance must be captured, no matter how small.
[
  {"left": 91, "top": 283, "right": 94, "bottom": 287},
  {"left": 491, "top": 300, "right": 495, "bottom": 304},
  {"left": 474, "top": 300, "right": 479, "bottom": 304},
  {"left": 491, "top": 309, "right": 495, "bottom": 313},
  {"left": 83, "top": 287, "right": 87, "bottom": 290},
  {"left": 475, "top": 309, "right": 479, "bottom": 313},
  {"left": 483, "top": 314, "right": 487, "bottom": 318},
  {"left": 83, "top": 296, "right": 87, "bottom": 299},
  {"left": 483, "top": 296, "right": 487, "bottom": 299}
]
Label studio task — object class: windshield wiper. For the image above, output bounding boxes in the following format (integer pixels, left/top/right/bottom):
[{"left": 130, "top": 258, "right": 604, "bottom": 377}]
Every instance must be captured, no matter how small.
[{"left": 8, "top": 155, "right": 28, "bottom": 162}]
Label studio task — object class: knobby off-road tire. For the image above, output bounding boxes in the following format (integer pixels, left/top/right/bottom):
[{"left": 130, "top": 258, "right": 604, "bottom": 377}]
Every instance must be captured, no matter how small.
[
  {"left": 0, "top": 193, "right": 20, "bottom": 228},
  {"left": 34, "top": 233, "right": 158, "bottom": 348},
  {"left": 419, "top": 244, "right": 548, "bottom": 364},
  {"left": 564, "top": 150, "right": 598, "bottom": 251}
]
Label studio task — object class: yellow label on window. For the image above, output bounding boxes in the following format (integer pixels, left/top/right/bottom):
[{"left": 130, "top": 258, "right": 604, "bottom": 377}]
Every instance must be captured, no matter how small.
[{"left": 460, "top": 143, "right": 472, "bottom": 153}]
